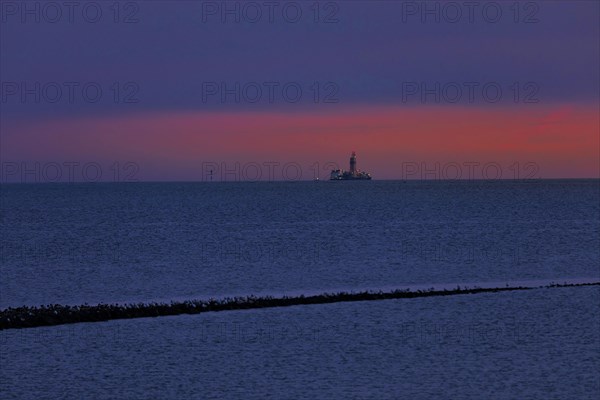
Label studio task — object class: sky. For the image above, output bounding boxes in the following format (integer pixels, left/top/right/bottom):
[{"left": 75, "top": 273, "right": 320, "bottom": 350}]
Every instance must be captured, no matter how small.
[{"left": 1, "top": 0, "right": 599, "bottom": 181}]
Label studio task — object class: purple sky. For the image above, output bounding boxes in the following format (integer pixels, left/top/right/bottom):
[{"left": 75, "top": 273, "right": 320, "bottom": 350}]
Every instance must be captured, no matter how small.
[
  {"left": 1, "top": 1, "right": 598, "bottom": 117},
  {"left": 1, "top": 1, "right": 599, "bottom": 180}
]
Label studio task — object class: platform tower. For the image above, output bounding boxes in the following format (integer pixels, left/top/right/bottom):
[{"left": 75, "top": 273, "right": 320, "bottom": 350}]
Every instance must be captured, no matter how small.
[{"left": 350, "top": 151, "right": 357, "bottom": 174}]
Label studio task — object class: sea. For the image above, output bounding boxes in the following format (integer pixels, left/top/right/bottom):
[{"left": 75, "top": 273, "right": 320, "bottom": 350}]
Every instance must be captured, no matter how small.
[{"left": 1, "top": 180, "right": 599, "bottom": 399}]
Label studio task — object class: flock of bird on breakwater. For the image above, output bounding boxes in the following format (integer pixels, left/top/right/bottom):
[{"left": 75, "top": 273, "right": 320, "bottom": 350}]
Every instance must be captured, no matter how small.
[{"left": 1, "top": 282, "right": 597, "bottom": 330}]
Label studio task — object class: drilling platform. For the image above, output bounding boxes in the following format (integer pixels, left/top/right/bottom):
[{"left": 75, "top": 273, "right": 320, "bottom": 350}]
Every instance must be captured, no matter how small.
[{"left": 330, "top": 152, "right": 372, "bottom": 180}]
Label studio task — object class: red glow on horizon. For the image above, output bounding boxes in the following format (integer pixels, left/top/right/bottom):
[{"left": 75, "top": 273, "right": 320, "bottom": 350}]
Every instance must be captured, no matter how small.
[{"left": 2, "top": 105, "right": 598, "bottom": 180}]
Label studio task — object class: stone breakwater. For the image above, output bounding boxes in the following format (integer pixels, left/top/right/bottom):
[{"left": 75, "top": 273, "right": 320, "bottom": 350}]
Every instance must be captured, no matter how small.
[{"left": 1, "top": 282, "right": 598, "bottom": 330}]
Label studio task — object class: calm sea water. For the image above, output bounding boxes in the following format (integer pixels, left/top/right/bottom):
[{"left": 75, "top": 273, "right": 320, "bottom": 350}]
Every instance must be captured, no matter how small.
[
  {"left": 1, "top": 180, "right": 598, "bottom": 307},
  {"left": 1, "top": 180, "right": 599, "bottom": 399},
  {"left": 1, "top": 286, "right": 598, "bottom": 399}
]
